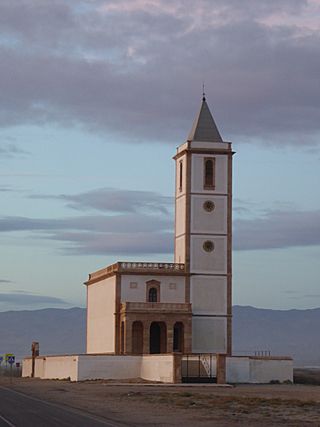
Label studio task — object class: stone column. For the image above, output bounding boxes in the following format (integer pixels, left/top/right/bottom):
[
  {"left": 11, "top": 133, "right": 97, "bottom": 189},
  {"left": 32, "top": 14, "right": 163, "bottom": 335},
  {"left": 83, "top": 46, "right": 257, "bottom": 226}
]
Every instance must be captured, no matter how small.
[
  {"left": 143, "top": 320, "right": 151, "bottom": 354},
  {"left": 216, "top": 353, "right": 226, "bottom": 384},
  {"left": 173, "top": 353, "right": 182, "bottom": 383},
  {"left": 184, "top": 317, "right": 192, "bottom": 353},
  {"left": 124, "top": 319, "right": 132, "bottom": 354},
  {"left": 166, "top": 320, "right": 174, "bottom": 353}
]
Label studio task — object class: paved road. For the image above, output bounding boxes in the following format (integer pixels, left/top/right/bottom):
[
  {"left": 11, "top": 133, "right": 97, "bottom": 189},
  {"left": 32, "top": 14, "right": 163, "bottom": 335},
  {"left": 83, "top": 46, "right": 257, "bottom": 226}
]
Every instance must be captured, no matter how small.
[{"left": 0, "top": 386, "right": 128, "bottom": 427}]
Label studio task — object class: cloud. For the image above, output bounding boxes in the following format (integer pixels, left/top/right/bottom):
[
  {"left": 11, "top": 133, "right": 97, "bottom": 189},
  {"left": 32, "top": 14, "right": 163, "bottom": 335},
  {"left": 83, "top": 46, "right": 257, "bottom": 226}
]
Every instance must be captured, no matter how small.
[
  {"left": 0, "top": 143, "right": 29, "bottom": 157},
  {"left": 50, "top": 230, "right": 173, "bottom": 256},
  {"left": 30, "top": 188, "right": 172, "bottom": 214},
  {"left": 302, "top": 294, "right": 320, "bottom": 298},
  {"left": 0, "top": 279, "right": 13, "bottom": 284},
  {"left": 0, "top": 292, "right": 69, "bottom": 306},
  {"left": 0, "top": 0, "right": 319, "bottom": 145},
  {"left": 0, "top": 213, "right": 173, "bottom": 256},
  {"left": 1, "top": 204, "right": 319, "bottom": 254},
  {"left": 0, "top": 213, "right": 172, "bottom": 234},
  {"left": 0, "top": 186, "right": 173, "bottom": 255},
  {"left": 234, "top": 209, "right": 320, "bottom": 250}
]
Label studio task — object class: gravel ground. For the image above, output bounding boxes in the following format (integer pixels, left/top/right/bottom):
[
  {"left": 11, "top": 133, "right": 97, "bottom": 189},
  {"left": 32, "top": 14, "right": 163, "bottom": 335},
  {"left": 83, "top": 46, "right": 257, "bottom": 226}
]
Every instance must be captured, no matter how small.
[{"left": 1, "top": 372, "right": 320, "bottom": 426}]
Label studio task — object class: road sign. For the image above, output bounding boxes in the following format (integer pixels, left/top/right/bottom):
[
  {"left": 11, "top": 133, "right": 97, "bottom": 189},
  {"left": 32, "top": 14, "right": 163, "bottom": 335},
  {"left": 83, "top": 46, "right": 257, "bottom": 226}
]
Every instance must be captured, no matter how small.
[
  {"left": 7, "top": 355, "right": 15, "bottom": 365},
  {"left": 5, "top": 353, "right": 14, "bottom": 363},
  {"left": 0, "top": 356, "right": 3, "bottom": 365}
]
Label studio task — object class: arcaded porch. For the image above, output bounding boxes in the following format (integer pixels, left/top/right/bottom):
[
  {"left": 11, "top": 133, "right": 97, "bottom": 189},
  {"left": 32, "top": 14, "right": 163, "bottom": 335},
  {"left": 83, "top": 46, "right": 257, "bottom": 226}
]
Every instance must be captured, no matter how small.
[{"left": 118, "top": 302, "right": 192, "bottom": 355}]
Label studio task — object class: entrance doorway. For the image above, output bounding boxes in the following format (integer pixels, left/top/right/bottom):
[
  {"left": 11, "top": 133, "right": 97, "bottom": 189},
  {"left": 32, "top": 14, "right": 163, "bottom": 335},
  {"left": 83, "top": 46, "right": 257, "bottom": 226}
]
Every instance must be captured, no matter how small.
[
  {"left": 173, "top": 322, "right": 184, "bottom": 352},
  {"left": 149, "top": 322, "right": 167, "bottom": 354},
  {"left": 132, "top": 321, "right": 143, "bottom": 354}
]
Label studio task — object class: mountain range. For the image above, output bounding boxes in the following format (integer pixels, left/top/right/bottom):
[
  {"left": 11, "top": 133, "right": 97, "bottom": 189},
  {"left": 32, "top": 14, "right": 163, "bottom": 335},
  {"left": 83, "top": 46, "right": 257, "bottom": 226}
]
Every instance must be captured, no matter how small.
[{"left": 0, "top": 306, "right": 319, "bottom": 366}]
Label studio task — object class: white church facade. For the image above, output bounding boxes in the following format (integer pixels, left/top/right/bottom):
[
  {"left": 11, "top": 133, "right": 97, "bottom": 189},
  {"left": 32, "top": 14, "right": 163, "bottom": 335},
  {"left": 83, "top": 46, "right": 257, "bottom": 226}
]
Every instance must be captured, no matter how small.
[{"left": 85, "top": 95, "right": 232, "bottom": 357}]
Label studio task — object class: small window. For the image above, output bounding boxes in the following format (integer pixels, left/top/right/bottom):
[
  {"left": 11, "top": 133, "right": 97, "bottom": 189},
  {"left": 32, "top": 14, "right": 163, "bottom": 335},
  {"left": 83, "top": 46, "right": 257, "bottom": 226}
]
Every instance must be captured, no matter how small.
[
  {"left": 204, "top": 158, "right": 215, "bottom": 189},
  {"left": 203, "top": 240, "right": 214, "bottom": 252},
  {"left": 179, "top": 161, "right": 183, "bottom": 191},
  {"left": 148, "top": 287, "right": 158, "bottom": 302},
  {"left": 203, "top": 200, "right": 215, "bottom": 212}
]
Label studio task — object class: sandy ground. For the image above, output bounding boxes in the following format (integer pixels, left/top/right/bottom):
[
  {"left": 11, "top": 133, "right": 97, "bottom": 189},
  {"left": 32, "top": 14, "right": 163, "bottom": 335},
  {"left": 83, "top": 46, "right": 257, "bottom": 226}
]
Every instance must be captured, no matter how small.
[{"left": 1, "top": 373, "right": 320, "bottom": 426}]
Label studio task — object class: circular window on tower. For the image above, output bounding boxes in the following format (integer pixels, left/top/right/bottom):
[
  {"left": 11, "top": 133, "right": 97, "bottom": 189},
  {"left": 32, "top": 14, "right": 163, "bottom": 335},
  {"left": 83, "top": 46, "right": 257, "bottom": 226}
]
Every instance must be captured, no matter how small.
[
  {"left": 203, "top": 200, "right": 215, "bottom": 212},
  {"left": 203, "top": 240, "right": 214, "bottom": 252}
]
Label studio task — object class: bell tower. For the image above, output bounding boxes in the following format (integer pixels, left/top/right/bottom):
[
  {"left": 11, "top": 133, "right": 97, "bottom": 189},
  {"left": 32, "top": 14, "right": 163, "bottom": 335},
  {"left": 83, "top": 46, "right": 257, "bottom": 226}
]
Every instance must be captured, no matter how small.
[{"left": 174, "top": 95, "right": 233, "bottom": 354}]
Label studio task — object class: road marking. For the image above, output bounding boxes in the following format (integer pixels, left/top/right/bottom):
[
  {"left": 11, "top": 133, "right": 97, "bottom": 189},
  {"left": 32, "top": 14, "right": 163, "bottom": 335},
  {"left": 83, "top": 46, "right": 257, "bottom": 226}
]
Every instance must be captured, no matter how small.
[
  {"left": 0, "top": 414, "right": 16, "bottom": 427},
  {"left": 0, "top": 386, "right": 125, "bottom": 427}
]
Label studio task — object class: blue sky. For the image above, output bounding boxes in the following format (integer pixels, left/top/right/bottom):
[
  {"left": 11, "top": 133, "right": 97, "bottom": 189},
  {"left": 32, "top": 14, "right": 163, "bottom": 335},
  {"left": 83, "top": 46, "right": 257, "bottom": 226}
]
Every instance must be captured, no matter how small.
[{"left": 0, "top": 0, "right": 320, "bottom": 311}]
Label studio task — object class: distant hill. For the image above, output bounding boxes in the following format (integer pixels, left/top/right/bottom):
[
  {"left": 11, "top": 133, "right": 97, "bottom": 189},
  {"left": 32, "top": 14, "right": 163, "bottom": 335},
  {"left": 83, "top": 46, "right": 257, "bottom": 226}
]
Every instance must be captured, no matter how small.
[
  {"left": 0, "top": 307, "right": 86, "bottom": 361},
  {"left": 0, "top": 306, "right": 319, "bottom": 366},
  {"left": 233, "top": 305, "right": 320, "bottom": 367}
]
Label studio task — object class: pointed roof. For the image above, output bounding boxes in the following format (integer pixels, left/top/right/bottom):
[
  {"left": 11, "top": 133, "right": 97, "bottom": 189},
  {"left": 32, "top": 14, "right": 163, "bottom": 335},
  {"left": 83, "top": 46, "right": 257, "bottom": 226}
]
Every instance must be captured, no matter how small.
[{"left": 187, "top": 96, "right": 223, "bottom": 142}]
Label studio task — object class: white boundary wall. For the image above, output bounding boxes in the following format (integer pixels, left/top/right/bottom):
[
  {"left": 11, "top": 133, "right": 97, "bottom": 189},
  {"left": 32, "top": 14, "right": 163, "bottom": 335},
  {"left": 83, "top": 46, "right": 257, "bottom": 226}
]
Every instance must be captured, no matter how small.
[
  {"left": 226, "top": 357, "right": 293, "bottom": 383},
  {"left": 140, "top": 355, "right": 176, "bottom": 383},
  {"left": 22, "top": 354, "right": 177, "bottom": 383},
  {"left": 23, "top": 354, "right": 293, "bottom": 384}
]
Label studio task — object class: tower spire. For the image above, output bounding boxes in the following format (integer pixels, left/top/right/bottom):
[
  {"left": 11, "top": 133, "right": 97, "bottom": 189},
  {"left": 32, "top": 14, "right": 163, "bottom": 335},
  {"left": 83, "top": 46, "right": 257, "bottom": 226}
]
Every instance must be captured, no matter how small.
[{"left": 187, "top": 94, "right": 223, "bottom": 143}]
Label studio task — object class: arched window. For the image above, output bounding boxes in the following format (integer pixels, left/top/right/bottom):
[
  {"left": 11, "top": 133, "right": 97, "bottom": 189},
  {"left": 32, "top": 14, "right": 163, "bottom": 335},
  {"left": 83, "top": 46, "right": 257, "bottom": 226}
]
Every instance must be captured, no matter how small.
[
  {"left": 179, "top": 160, "right": 183, "bottom": 191},
  {"left": 146, "top": 279, "right": 160, "bottom": 302},
  {"left": 148, "top": 287, "right": 158, "bottom": 302},
  {"left": 204, "top": 158, "right": 215, "bottom": 189}
]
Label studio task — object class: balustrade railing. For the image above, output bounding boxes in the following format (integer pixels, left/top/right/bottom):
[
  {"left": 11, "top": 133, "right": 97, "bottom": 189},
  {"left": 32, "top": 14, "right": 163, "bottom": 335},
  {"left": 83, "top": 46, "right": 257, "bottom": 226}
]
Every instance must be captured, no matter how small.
[
  {"left": 88, "top": 261, "right": 185, "bottom": 282},
  {"left": 119, "top": 262, "right": 185, "bottom": 271}
]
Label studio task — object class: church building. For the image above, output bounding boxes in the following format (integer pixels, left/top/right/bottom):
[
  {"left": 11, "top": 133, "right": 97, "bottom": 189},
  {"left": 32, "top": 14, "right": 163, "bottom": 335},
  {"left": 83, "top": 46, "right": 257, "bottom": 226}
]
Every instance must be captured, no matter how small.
[
  {"left": 85, "top": 94, "right": 232, "bottom": 357},
  {"left": 23, "top": 94, "right": 293, "bottom": 384}
]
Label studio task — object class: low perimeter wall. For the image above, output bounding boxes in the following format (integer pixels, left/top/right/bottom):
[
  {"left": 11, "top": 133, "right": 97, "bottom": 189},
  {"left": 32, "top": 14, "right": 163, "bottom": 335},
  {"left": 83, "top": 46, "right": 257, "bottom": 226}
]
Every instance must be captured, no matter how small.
[
  {"left": 226, "top": 356, "right": 293, "bottom": 383},
  {"left": 23, "top": 354, "right": 293, "bottom": 384},
  {"left": 22, "top": 354, "right": 180, "bottom": 383}
]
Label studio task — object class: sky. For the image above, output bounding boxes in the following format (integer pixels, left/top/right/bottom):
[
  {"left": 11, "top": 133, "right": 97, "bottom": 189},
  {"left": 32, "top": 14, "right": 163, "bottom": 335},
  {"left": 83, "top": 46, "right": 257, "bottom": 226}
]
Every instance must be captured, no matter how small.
[{"left": 0, "top": 0, "right": 319, "bottom": 312}]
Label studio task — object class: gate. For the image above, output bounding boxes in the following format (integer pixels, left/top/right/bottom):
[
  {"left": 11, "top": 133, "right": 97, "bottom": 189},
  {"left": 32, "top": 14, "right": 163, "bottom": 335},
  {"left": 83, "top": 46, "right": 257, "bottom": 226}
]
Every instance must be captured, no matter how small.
[{"left": 181, "top": 354, "right": 216, "bottom": 383}]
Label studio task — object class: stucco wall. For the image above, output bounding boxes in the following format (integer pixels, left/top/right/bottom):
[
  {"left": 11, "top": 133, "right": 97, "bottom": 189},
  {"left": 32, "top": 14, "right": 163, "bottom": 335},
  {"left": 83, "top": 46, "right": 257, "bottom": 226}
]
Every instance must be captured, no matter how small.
[
  {"left": 77, "top": 355, "right": 141, "bottom": 381},
  {"left": 226, "top": 357, "right": 250, "bottom": 383},
  {"left": 175, "top": 195, "right": 186, "bottom": 237},
  {"left": 140, "top": 355, "right": 175, "bottom": 383},
  {"left": 22, "top": 358, "right": 32, "bottom": 377},
  {"left": 249, "top": 358, "right": 293, "bottom": 383},
  {"left": 43, "top": 356, "right": 78, "bottom": 381},
  {"left": 174, "top": 235, "right": 186, "bottom": 264},
  {"left": 121, "top": 275, "right": 186, "bottom": 303},
  {"left": 191, "top": 154, "right": 228, "bottom": 194},
  {"left": 23, "top": 354, "right": 178, "bottom": 383},
  {"left": 87, "top": 276, "right": 116, "bottom": 354},
  {"left": 192, "top": 317, "right": 227, "bottom": 353},
  {"left": 190, "top": 235, "right": 227, "bottom": 274},
  {"left": 191, "top": 275, "right": 227, "bottom": 315},
  {"left": 191, "top": 195, "right": 227, "bottom": 234},
  {"left": 23, "top": 354, "right": 293, "bottom": 384},
  {"left": 22, "top": 356, "right": 78, "bottom": 381},
  {"left": 226, "top": 357, "right": 293, "bottom": 383}
]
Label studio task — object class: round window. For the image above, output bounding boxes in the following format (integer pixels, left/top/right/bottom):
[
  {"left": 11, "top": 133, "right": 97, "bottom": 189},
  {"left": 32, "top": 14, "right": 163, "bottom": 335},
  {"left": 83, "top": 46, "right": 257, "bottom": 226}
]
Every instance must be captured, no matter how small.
[
  {"left": 203, "top": 240, "right": 214, "bottom": 252},
  {"left": 203, "top": 200, "right": 215, "bottom": 212}
]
